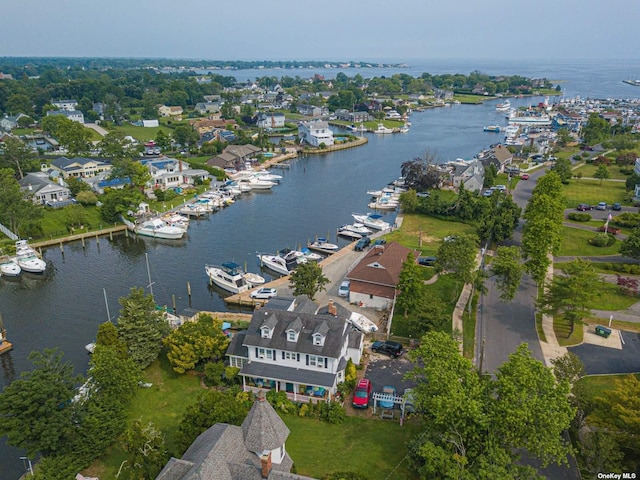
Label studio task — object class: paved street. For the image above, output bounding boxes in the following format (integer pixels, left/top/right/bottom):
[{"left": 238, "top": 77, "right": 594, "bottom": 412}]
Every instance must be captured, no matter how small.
[{"left": 569, "top": 329, "right": 640, "bottom": 374}]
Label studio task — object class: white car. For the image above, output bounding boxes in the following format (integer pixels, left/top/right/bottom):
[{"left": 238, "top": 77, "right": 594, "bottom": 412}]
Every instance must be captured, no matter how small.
[
  {"left": 596, "top": 202, "right": 607, "bottom": 210},
  {"left": 338, "top": 280, "right": 350, "bottom": 297},
  {"left": 250, "top": 287, "right": 277, "bottom": 299}
]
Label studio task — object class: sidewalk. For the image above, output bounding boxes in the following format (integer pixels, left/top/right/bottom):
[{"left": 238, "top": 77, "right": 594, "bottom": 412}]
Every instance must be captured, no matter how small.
[
  {"left": 539, "top": 260, "right": 568, "bottom": 367},
  {"left": 452, "top": 251, "right": 483, "bottom": 354}
]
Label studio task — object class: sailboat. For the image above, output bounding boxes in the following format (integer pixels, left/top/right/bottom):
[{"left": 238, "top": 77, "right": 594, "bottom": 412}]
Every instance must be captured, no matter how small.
[{"left": 0, "top": 309, "right": 13, "bottom": 355}]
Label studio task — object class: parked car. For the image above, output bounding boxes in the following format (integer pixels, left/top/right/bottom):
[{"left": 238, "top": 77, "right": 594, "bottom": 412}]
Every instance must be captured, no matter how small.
[
  {"left": 596, "top": 202, "right": 607, "bottom": 210},
  {"left": 379, "top": 385, "right": 397, "bottom": 409},
  {"left": 482, "top": 189, "right": 493, "bottom": 197},
  {"left": 250, "top": 287, "right": 278, "bottom": 299},
  {"left": 371, "top": 340, "right": 404, "bottom": 358},
  {"left": 418, "top": 256, "right": 437, "bottom": 266},
  {"left": 352, "top": 378, "right": 372, "bottom": 409},
  {"left": 354, "top": 236, "right": 371, "bottom": 251},
  {"left": 416, "top": 191, "right": 430, "bottom": 198},
  {"left": 577, "top": 204, "right": 592, "bottom": 211},
  {"left": 612, "top": 203, "right": 622, "bottom": 211},
  {"left": 338, "top": 280, "right": 350, "bottom": 297},
  {"left": 373, "top": 238, "right": 387, "bottom": 246},
  {"left": 520, "top": 173, "right": 529, "bottom": 180}
]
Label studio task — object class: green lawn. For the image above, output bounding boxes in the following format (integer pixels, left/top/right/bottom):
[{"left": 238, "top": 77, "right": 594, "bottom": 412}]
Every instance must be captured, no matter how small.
[
  {"left": 36, "top": 204, "right": 107, "bottom": 240},
  {"left": 112, "top": 124, "right": 173, "bottom": 143},
  {"left": 576, "top": 373, "right": 640, "bottom": 402},
  {"left": 553, "top": 315, "right": 584, "bottom": 346},
  {"left": 572, "top": 163, "right": 630, "bottom": 181},
  {"left": 283, "top": 415, "right": 421, "bottom": 480},
  {"left": 557, "top": 225, "right": 621, "bottom": 256},
  {"left": 86, "top": 356, "right": 203, "bottom": 478},
  {"left": 462, "top": 292, "right": 478, "bottom": 359},
  {"left": 585, "top": 281, "right": 638, "bottom": 311},
  {"left": 561, "top": 179, "right": 627, "bottom": 208}
]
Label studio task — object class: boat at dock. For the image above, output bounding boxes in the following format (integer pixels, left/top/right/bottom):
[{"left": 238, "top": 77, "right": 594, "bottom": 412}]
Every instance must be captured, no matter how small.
[
  {"left": 373, "top": 123, "right": 394, "bottom": 134},
  {"left": 0, "top": 255, "right": 21, "bottom": 277},
  {"left": 14, "top": 240, "right": 47, "bottom": 274},
  {"left": 205, "top": 262, "right": 250, "bottom": 294},
  {"left": 348, "top": 311, "right": 378, "bottom": 333},
  {"left": 125, "top": 218, "right": 185, "bottom": 240},
  {"left": 483, "top": 125, "right": 501, "bottom": 132},
  {"left": 307, "top": 238, "right": 339, "bottom": 254},
  {"left": 352, "top": 213, "right": 390, "bottom": 231},
  {"left": 258, "top": 248, "right": 307, "bottom": 276},
  {"left": 623, "top": 79, "right": 640, "bottom": 87},
  {"left": 495, "top": 99, "right": 511, "bottom": 111},
  {"left": 337, "top": 227, "right": 362, "bottom": 240}
]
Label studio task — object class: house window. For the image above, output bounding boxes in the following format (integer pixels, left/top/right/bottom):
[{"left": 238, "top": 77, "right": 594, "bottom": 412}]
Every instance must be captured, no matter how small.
[
  {"left": 284, "top": 352, "right": 296, "bottom": 361},
  {"left": 257, "top": 348, "right": 273, "bottom": 360},
  {"left": 313, "top": 334, "right": 323, "bottom": 346},
  {"left": 230, "top": 357, "right": 245, "bottom": 368},
  {"left": 287, "top": 331, "right": 297, "bottom": 342},
  {"left": 261, "top": 327, "right": 271, "bottom": 339},
  {"left": 308, "top": 355, "right": 324, "bottom": 368}
]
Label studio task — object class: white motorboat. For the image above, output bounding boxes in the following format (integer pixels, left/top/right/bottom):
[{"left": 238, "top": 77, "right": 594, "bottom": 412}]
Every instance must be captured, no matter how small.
[
  {"left": 0, "top": 256, "right": 21, "bottom": 277},
  {"left": 205, "top": 262, "right": 249, "bottom": 294},
  {"left": 373, "top": 123, "right": 394, "bottom": 134},
  {"left": 161, "top": 213, "right": 190, "bottom": 232},
  {"left": 245, "top": 178, "right": 274, "bottom": 190},
  {"left": 134, "top": 218, "right": 185, "bottom": 240},
  {"left": 307, "top": 238, "right": 339, "bottom": 254},
  {"left": 495, "top": 99, "right": 511, "bottom": 112},
  {"left": 352, "top": 213, "right": 390, "bottom": 231},
  {"left": 300, "top": 248, "right": 323, "bottom": 262},
  {"left": 17, "top": 253, "right": 47, "bottom": 274},
  {"left": 337, "top": 227, "right": 362, "bottom": 240},
  {"left": 342, "top": 223, "right": 371, "bottom": 235},
  {"left": 258, "top": 254, "right": 297, "bottom": 276},
  {"left": 179, "top": 204, "right": 210, "bottom": 217},
  {"left": 348, "top": 312, "right": 379, "bottom": 333},
  {"left": 244, "top": 272, "right": 266, "bottom": 288},
  {"left": 368, "top": 197, "right": 399, "bottom": 210}
]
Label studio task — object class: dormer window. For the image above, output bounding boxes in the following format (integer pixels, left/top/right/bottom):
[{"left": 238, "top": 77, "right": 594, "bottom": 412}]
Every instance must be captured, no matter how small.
[
  {"left": 261, "top": 326, "right": 272, "bottom": 339},
  {"left": 312, "top": 333, "right": 324, "bottom": 346},
  {"left": 287, "top": 330, "right": 298, "bottom": 342}
]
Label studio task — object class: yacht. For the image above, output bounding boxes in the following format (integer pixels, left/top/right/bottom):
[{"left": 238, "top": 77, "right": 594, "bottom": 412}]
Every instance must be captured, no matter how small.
[
  {"left": 205, "top": 263, "right": 249, "bottom": 294},
  {"left": 132, "top": 218, "right": 185, "bottom": 240},
  {"left": 13, "top": 240, "right": 47, "bottom": 274},
  {"left": 0, "top": 256, "right": 21, "bottom": 277},
  {"left": 373, "top": 123, "right": 394, "bottom": 134},
  {"left": 352, "top": 213, "right": 391, "bottom": 231},
  {"left": 307, "top": 238, "right": 339, "bottom": 254},
  {"left": 495, "top": 99, "right": 511, "bottom": 112}
]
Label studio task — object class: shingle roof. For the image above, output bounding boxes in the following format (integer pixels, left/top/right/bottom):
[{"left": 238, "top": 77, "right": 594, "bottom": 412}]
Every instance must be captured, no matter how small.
[
  {"left": 347, "top": 241, "right": 419, "bottom": 287},
  {"left": 242, "top": 392, "right": 290, "bottom": 453}
]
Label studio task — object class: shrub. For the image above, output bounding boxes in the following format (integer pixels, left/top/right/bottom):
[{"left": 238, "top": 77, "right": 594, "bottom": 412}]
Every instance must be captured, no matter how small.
[
  {"left": 266, "top": 390, "right": 297, "bottom": 414},
  {"left": 567, "top": 212, "right": 591, "bottom": 222},
  {"left": 223, "top": 366, "right": 240, "bottom": 385},
  {"left": 298, "top": 403, "right": 309, "bottom": 417},
  {"left": 204, "top": 361, "right": 225, "bottom": 386},
  {"left": 76, "top": 190, "right": 98, "bottom": 205},
  {"left": 319, "top": 401, "right": 346, "bottom": 424},
  {"left": 589, "top": 233, "right": 616, "bottom": 247},
  {"left": 611, "top": 212, "right": 640, "bottom": 228},
  {"left": 344, "top": 359, "right": 357, "bottom": 388}
]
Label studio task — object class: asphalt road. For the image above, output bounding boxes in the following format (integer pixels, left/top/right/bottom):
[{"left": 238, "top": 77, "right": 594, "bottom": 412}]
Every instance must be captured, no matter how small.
[{"left": 569, "top": 329, "right": 640, "bottom": 375}]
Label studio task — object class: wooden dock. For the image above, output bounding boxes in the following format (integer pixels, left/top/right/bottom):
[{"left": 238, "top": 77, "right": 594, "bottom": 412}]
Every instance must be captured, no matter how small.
[{"left": 29, "top": 225, "right": 128, "bottom": 250}]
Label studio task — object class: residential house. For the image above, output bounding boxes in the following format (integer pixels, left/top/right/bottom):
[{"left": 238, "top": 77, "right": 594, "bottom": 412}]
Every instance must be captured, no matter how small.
[
  {"left": 206, "top": 144, "right": 263, "bottom": 171},
  {"left": 0, "top": 72, "right": 14, "bottom": 80},
  {"left": 0, "top": 113, "right": 30, "bottom": 132},
  {"left": 335, "top": 110, "right": 372, "bottom": 123},
  {"left": 203, "top": 94, "right": 222, "bottom": 103},
  {"left": 19, "top": 172, "right": 71, "bottom": 206},
  {"left": 194, "top": 102, "right": 220, "bottom": 115},
  {"left": 346, "top": 242, "right": 420, "bottom": 310},
  {"left": 256, "top": 112, "right": 285, "bottom": 129},
  {"left": 226, "top": 296, "right": 364, "bottom": 403},
  {"left": 51, "top": 99, "right": 78, "bottom": 111},
  {"left": 142, "top": 156, "right": 209, "bottom": 190},
  {"left": 158, "top": 105, "right": 184, "bottom": 118},
  {"left": 633, "top": 158, "right": 640, "bottom": 176},
  {"left": 50, "top": 156, "right": 112, "bottom": 179},
  {"left": 445, "top": 159, "right": 485, "bottom": 192},
  {"left": 46, "top": 109, "right": 85, "bottom": 124},
  {"left": 190, "top": 118, "right": 233, "bottom": 136},
  {"left": 22, "top": 134, "right": 60, "bottom": 152},
  {"left": 298, "top": 120, "right": 334, "bottom": 147},
  {"left": 478, "top": 144, "right": 513, "bottom": 173},
  {"left": 297, "top": 104, "right": 327, "bottom": 117},
  {"left": 83, "top": 171, "right": 131, "bottom": 194},
  {"left": 155, "top": 391, "right": 318, "bottom": 480}
]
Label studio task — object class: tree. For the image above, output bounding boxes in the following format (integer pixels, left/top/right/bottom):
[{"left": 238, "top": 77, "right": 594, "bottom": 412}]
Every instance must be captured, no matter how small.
[
  {"left": 550, "top": 351, "right": 585, "bottom": 388},
  {"left": 620, "top": 228, "right": 640, "bottom": 259},
  {"left": 116, "top": 287, "right": 170, "bottom": 369},
  {"left": 89, "top": 343, "right": 140, "bottom": 406},
  {"left": 288, "top": 261, "right": 330, "bottom": 301},
  {"left": 435, "top": 233, "right": 478, "bottom": 288},
  {"left": 556, "top": 128, "right": 572, "bottom": 147},
  {"left": 407, "top": 296, "right": 449, "bottom": 336},
  {"left": 66, "top": 176, "right": 92, "bottom": 196},
  {"left": 552, "top": 157, "right": 572, "bottom": 184},
  {"left": 407, "top": 333, "right": 574, "bottom": 479},
  {"left": 0, "top": 167, "right": 44, "bottom": 237},
  {"left": 0, "top": 136, "right": 37, "bottom": 179},
  {"left": 98, "top": 130, "right": 137, "bottom": 161},
  {"left": 121, "top": 419, "right": 168, "bottom": 480},
  {"left": 99, "top": 187, "right": 144, "bottom": 223},
  {"left": 594, "top": 164, "right": 610, "bottom": 185},
  {"left": 176, "top": 389, "right": 250, "bottom": 453},
  {"left": 396, "top": 253, "right": 425, "bottom": 317},
  {"left": 483, "top": 163, "right": 497, "bottom": 188},
  {"left": 110, "top": 158, "right": 151, "bottom": 189},
  {"left": 399, "top": 189, "right": 418, "bottom": 213},
  {"left": 581, "top": 112, "right": 610, "bottom": 145},
  {"left": 163, "top": 313, "right": 230, "bottom": 373},
  {"left": 61, "top": 204, "right": 89, "bottom": 229},
  {"left": 538, "top": 259, "right": 602, "bottom": 336},
  {"left": 173, "top": 124, "right": 198, "bottom": 147},
  {"left": 0, "top": 348, "right": 83, "bottom": 457},
  {"left": 491, "top": 245, "right": 524, "bottom": 301}
]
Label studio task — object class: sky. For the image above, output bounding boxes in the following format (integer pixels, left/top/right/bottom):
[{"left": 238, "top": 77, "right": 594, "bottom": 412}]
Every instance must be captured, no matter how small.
[{"left": 1, "top": 0, "right": 637, "bottom": 61}]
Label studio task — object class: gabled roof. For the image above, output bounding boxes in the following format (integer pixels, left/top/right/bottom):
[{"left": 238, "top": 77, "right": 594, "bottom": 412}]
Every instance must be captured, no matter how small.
[
  {"left": 347, "top": 242, "right": 419, "bottom": 287},
  {"left": 493, "top": 144, "right": 513, "bottom": 163},
  {"left": 52, "top": 156, "right": 111, "bottom": 170}
]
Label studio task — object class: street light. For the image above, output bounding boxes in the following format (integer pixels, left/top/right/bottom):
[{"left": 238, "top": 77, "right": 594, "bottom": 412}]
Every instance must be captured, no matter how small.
[{"left": 20, "top": 456, "right": 34, "bottom": 476}]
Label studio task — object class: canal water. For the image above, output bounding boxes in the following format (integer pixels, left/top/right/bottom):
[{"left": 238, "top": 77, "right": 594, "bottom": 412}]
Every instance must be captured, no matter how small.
[{"left": 1, "top": 58, "right": 639, "bottom": 476}]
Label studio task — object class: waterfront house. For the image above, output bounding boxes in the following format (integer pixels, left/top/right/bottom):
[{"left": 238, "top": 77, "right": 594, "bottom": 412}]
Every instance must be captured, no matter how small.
[
  {"left": 51, "top": 99, "right": 78, "bottom": 111},
  {"left": 256, "top": 112, "right": 285, "bottom": 130},
  {"left": 478, "top": 144, "right": 513, "bottom": 173},
  {"left": 335, "top": 109, "right": 373, "bottom": 123},
  {"left": 19, "top": 172, "right": 71, "bottom": 206},
  {"left": 346, "top": 242, "right": 420, "bottom": 310},
  {"left": 298, "top": 120, "right": 334, "bottom": 147},
  {"left": 155, "top": 391, "right": 317, "bottom": 480},
  {"left": 50, "top": 156, "right": 112, "bottom": 179},
  {"left": 297, "top": 104, "right": 327, "bottom": 117},
  {"left": 46, "top": 109, "right": 85, "bottom": 124},
  {"left": 206, "top": 144, "right": 262, "bottom": 170},
  {"left": 226, "top": 296, "right": 364, "bottom": 403},
  {"left": 445, "top": 159, "right": 485, "bottom": 192},
  {"left": 141, "top": 156, "right": 208, "bottom": 191}
]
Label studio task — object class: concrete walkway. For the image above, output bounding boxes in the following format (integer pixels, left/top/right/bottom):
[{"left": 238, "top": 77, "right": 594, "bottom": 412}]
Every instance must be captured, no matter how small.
[
  {"left": 539, "top": 261, "right": 568, "bottom": 367},
  {"left": 451, "top": 252, "right": 482, "bottom": 354}
]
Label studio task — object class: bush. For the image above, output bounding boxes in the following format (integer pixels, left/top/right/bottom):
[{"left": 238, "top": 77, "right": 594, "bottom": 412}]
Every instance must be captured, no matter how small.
[
  {"left": 344, "top": 359, "right": 357, "bottom": 389},
  {"left": 590, "top": 233, "right": 616, "bottom": 247},
  {"left": 319, "top": 401, "right": 346, "bottom": 424},
  {"left": 223, "top": 366, "right": 240, "bottom": 385},
  {"left": 611, "top": 212, "right": 640, "bottom": 228},
  {"left": 567, "top": 212, "right": 591, "bottom": 222},
  {"left": 76, "top": 190, "right": 98, "bottom": 205},
  {"left": 266, "top": 390, "right": 297, "bottom": 414},
  {"left": 204, "top": 361, "right": 225, "bottom": 386}
]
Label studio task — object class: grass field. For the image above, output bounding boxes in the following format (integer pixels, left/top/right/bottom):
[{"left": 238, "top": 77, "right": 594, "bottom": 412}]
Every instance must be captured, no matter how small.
[
  {"left": 557, "top": 225, "right": 621, "bottom": 256},
  {"left": 585, "top": 281, "right": 638, "bottom": 311},
  {"left": 572, "top": 163, "right": 631, "bottom": 181},
  {"left": 576, "top": 373, "right": 640, "bottom": 402},
  {"left": 283, "top": 415, "right": 421, "bottom": 480},
  {"left": 462, "top": 291, "right": 478, "bottom": 359},
  {"left": 37, "top": 204, "right": 106, "bottom": 239},
  {"left": 112, "top": 124, "right": 173, "bottom": 142},
  {"left": 561, "top": 179, "right": 627, "bottom": 208}
]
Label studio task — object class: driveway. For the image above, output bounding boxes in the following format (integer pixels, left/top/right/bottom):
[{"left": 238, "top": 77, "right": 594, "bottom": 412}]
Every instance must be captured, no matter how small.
[{"left": 363, "top": 349, "right": 415, "bottom": 396}]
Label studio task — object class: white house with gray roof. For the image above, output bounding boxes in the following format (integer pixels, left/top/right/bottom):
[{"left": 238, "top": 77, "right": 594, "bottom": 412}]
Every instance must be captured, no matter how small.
[
  {"left": 297, "top": 120, "right": 334, "bottom": 147},
  {"left": 18, "top": 172, "right": 71, "bottom": 205},
  {"left": 227, "top": 296, "right": 363, "bottom": 402}
]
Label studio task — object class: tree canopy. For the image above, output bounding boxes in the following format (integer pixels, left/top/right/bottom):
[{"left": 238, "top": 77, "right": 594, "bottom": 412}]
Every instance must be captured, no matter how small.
[{"left": 288, "top": 261, "right": 330, "bottom": 301}]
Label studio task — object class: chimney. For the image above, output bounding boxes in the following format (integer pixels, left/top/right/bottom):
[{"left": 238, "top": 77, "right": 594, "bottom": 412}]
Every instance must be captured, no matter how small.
[
  {"left": 261, "top": 452, "right": 272, "bottom": 478},
  {"left": 328, "top": 300, "right": 337, "bottom": 317}
]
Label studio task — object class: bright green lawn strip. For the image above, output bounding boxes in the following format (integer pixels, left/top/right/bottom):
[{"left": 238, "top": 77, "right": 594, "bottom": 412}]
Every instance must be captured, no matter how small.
[
  {"left": 563, "top": 219, "right": 632, "bottom": 236},
  {"left": 576, "top": 373, "right": 640, "bottom": 402},
  {"left": 37, "top": 205, "right": 105, "bottom": 239},
  {"left": 561, "top": 179, "right": 626, "bottom": 208},
  {"left": 112, "top": 124, "right": 173, "bottom": 143},
  {"left": 283, "top": 415, "right": 421, "bottom": 480},
  {"left": 535, "top": 312, "right": 547, "bottom": 343},
  {"left": 88, "top": 356, "right": 203, "bottom": 478},
  {"left": 586, "top": 281, "right": 638, "bottom": 310},
  {"left": 462, "top": 291, "right": 478, "bottom": 359},
  {"left": 572, "top": 163, "right": 631, "bottom": 181},
  {"left": 384, "top": 213, "right": 475, "bottom": 254},
  {"left": 554, "top": 261, "right": 639, "bottom": 277},
  {"left": 557, "top": 226, "right": 620, "bottom": 256},
  {"left": 453, "top": 94, "right": 486, "bottom": 104},
  {"left": 553, "top": 315, "right": 584, "bottom": 346}
]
